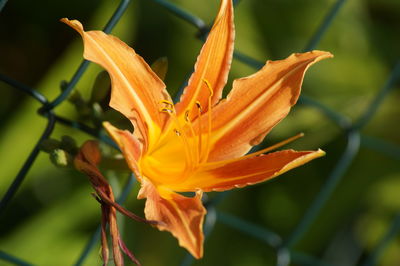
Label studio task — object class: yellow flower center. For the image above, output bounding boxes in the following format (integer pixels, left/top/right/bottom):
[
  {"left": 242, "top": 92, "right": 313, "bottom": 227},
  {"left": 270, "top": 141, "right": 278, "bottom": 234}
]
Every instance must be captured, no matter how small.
[{"left": 139, "top": 81, "right": 214, "bottom": 187}]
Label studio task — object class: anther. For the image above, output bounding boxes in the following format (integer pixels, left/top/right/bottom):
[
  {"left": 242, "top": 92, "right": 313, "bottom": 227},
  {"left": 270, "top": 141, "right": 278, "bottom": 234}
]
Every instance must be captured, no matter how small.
[
  {"left": 184, "top": 110, "right": 190, "bottom": 122},
  {"left": 160, "top": 107, "right": 174, "bottom": 113},
  {"left": 202, "top": 79, "right": 214, "bottom": 96},
  {"left": 174, "top": 129, "right": 181, "bottom": 136},
  {"left": 159, "top": 100, "right": 174, "bottom": 107},
  {"left": 159, "top": 100, "right": 176, "bottom": 114},
  {"left": 195, "top": 101, "right": 203, "bottom": 112}
]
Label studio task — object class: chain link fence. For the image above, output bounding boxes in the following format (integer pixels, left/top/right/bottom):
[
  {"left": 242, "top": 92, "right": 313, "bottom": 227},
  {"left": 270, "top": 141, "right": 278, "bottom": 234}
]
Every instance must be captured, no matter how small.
[{"left": 1, "top": 0, "right": 400, "bottom": 265}]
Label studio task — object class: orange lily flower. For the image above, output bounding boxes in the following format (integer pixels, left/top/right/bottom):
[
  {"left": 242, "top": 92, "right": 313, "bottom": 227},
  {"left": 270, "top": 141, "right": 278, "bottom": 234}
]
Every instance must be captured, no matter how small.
[{"left": 62, "top": 0, "right": 332, "bottom": 259}]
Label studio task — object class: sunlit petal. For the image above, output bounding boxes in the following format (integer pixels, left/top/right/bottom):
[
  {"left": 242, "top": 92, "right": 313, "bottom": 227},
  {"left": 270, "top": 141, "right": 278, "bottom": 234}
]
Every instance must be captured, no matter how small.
[
  {"left": 175, "top": 0, "right": 234, "bottom": 118},
  {"left": 138, "top": 179, "right": 206, "bottom": 259},
  {"left": 172, "top": 149, "right": 325, "bottom": 192},
  {"left": 206, "top": 51, "right": 333, "bottom": 161},
  {"left": 103, "top": 122, "right": 142, "bottom": 179},
  {"left": 62, "top": 18, "right": 171, "bottom": 146}
]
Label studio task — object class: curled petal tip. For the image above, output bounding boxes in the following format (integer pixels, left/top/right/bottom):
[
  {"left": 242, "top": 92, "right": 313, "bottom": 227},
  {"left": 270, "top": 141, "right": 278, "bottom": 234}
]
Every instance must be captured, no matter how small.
[
  {"left": 288, "top": 51, "right": 333, "bottom": 66},
  {"left": 60, "top": 18, "right": 84, "bottom": 35},
  {"left": 310, "top": 50, "right": 334, "bottom": 60},
  {"left": 59, "top": 17, "right": 69, "bottom": 23},
  {"left": 291, "top": 50, "right": 334, "bottom": 62},
  {"left": 316, "top": 148, "right": 326, "bottom": 157}
]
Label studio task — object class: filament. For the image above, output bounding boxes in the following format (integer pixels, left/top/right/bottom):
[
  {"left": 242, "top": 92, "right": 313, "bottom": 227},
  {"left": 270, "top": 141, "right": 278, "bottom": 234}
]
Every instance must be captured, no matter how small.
[
  {"left": 159, "top": 101, "right": 194, "bottom": 174},
  {"left": 195, "top": 101, "right": 203, "bottom": 163},
  {"left": 184, "top": 110, "right": 199, "bottom": 166},
  {"left": 205, "top": 133, "right": 305, "bottom": 167},
  {"left": 200, "top": 79, "right": 214, "bottom": 163}
]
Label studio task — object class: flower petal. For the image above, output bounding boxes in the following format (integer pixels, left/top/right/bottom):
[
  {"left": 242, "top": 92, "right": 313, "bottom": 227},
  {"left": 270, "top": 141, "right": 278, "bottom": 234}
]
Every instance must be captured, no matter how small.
[
  {"left": 207, "top": 51, "right": 333, "bottom": 161},
  {"left": 172, "top": 149, "right": 325, "bottom": 192},
  {"left": 61, "top": 18, "right": 171, "bottom": 146},
  {"left": 103, "top": 122, "right": 143, "bottom": 179},
  {"left": 175, "top": 0, "right": 234, "bottom": 117},
  {"left": 138, "top": 179, "right": 206, "bottom": 259}
]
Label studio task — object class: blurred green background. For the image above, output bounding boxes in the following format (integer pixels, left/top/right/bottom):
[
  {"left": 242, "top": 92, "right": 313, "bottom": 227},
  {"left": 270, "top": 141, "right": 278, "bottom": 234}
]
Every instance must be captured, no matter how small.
[{"left": 1, "top": 0, "right": 400, "bottom": 265}]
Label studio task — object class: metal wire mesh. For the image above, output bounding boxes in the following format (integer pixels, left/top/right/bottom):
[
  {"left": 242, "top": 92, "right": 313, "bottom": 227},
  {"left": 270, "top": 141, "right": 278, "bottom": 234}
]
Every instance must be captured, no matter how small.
[{"left": 1, "top": 0, "right": 399, "bottom": 265}]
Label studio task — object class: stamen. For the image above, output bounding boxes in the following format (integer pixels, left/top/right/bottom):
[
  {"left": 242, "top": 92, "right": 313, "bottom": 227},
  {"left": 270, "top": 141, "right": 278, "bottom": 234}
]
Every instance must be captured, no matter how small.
[
  {"left": 195, "top": 102, "right": 203, "bottom": 162},
  {"left": 183, "top": 109, "right": 199, "bottom": 166},
  {"left": 184, "top": 110, "right": 190, "bottom": 122},
  {"left": 159, "top": 100, "right": 175, "bottom": 114},
  {"left": 171, "top": 116, "right": 193, "bottom": 170},
  {"left": 159, "top": 100, "right": 174, "bottom": 107},
  {"left": 205, "top": 133, "right": 305, "bottom": 167},
  {"left": 195, "top": 101, "right": 202, "bottom": 112},
  {"left": 199, "top": 79, "right": 214, "bottom": 163},
  {"left": 148, "top": 102, "right": 175, "bottom": 153},
  {"left": 174, "top": 129, "right": 181, "bottom": 136},
  {"left": 203, "top": 79, "right": 214, "bottom": 97},
  {"left": 160, "top": 107, "right": 174, "bottom": 113},
  {"left": 158, "top": 101, "right": 195, "bottom": 175},
  {"left": 154, "top": 99, "right": 202, "bottom": 182}
]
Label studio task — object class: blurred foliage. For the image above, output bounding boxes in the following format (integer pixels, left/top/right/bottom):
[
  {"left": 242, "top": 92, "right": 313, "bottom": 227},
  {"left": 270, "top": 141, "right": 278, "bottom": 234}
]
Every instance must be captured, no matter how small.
[{"left": 0, "top": 0, "right": 399, "bottom": 265}]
